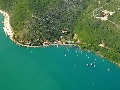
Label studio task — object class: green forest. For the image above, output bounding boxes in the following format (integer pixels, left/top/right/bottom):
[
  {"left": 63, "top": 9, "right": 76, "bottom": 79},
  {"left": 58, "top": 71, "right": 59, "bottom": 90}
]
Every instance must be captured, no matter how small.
[{"left": 0, "top": 0, "right": 120, "bottom": 63}]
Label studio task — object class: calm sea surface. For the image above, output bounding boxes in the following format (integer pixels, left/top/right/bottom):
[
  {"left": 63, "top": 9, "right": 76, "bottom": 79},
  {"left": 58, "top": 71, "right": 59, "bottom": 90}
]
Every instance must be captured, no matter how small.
[{"left": 0, "top": 14, "right": 120, "bottom": 90}]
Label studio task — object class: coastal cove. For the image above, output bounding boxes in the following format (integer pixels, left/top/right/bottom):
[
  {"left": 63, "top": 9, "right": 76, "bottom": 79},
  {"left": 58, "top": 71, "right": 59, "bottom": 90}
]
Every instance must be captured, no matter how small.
[
  {"left": 0, "top": 14, "right": 120, "bottom": 90},
  {"left": 0, "top": 0, "right": 120, "bottom": 69},
  {"left": 0, "top": 10, "right": 76, "bottom": 48},
  {"left": 0, "top": 9, "right": 119, "bottom": 66}
]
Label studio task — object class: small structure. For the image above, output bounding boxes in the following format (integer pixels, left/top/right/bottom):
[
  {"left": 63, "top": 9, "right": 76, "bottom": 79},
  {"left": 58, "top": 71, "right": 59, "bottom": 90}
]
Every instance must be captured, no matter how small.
[
  {"left": 73, "top": 34, "right": 78, "bottom": 39},
  {"left": 98, "top": 41, "right": 105, "bottom": 47},
  {"left": 43, "top": 41, "right": 50, "bottom": 46},
  {"left": 100, "top": 10, "right": 115, "bottom": 21}
]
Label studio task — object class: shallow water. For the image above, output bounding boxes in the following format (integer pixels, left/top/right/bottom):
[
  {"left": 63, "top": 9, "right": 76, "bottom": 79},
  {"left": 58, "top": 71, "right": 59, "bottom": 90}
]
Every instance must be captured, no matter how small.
[{"left": 0, "top": 14, "right": 120, "bottom": 90}]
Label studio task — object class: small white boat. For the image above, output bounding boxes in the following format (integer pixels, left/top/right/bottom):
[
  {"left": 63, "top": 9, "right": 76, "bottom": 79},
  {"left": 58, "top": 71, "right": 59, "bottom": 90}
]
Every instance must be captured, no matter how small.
[
  {"left": 90, "top": 63, "right": 93, "bottom": 66},
  {"left": 86, "top": 64, "right": 89, "bottom": 66}
]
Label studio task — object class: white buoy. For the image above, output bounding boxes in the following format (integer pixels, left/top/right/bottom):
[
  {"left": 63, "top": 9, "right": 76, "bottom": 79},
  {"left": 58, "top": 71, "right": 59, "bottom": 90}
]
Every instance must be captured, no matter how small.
[
  {"left": 94, "top": 62, "right": 95, "bottom": 64},
  {"left": 31, "top": 51, "right": 32, "bottom": 53},
  {"left": 65, "top": 54, "right": 66, "bottom": 56},
  {"left": 90, "top": 63, "right": 93, "bottom": 66},
  {"left": 77, "top": 55, "right": 78, "bottom": 57},
  {"left": 76, "top": 50, "right": 77, "bottom": 52},
  {"left": 86, "top": 55, "right": 87, "bottom": 57},
  {"left": 95, "top": 59, "right": 96, "bottom": 60},
  {"left": 108, "top": 69, "right": 110, "bottom": 71},
  {"left": 75, "top": 64, "right": 76, "bottom": 67},
  {"left": 103, "top": 60, "right": 104, "bottom": 61},
  {"left": 94, "top": 65, "right": 95, "bottom": 67},
  {"left": 88, "top": 57, "right": 89, "bottom": 59}
]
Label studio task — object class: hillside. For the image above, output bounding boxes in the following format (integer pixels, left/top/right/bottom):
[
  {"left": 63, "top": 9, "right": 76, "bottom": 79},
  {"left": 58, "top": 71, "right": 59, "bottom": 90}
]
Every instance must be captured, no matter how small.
[
  {"left": 0, "top": 0, "right": 87, "bottom": 45},
  {"left": 0, "top": 0, "right": 120, "bottom": 63},
  {"left": 74, "top": 0, "right": 120, "bottom": 63}
]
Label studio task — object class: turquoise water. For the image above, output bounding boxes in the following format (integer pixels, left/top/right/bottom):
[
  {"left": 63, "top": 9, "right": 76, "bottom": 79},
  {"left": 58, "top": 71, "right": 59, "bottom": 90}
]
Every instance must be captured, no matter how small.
[{"left": 0, "top": 14, "right": 120, "bottom": 90}]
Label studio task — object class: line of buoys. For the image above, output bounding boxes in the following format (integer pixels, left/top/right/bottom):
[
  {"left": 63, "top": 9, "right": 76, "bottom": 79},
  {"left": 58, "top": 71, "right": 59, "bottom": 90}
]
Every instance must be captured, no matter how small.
[{"left": 86, "top": 63, "right": 96, "bottom": 68}]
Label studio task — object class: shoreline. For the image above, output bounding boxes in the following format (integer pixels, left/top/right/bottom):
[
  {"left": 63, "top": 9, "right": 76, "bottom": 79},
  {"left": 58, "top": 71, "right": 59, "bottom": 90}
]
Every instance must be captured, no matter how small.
[
  {"left": 0, "top": 10, "right": 41, "bottom": 48},
  {"left": 0, "top": 10, "right": 13, "bottom": 40},
  {"left": 0, "top": 10, "right": 76, "bottom": 48},
  {"left": 0, "top": 10, "right": 119, "bottom": 66}
]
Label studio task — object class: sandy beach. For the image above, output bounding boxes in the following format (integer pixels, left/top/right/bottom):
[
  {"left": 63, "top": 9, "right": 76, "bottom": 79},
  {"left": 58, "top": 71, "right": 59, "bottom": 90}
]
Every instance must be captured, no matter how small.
[
  {"left": 0, "top": 10, "right": 76, "bottom": 48},
  {"left": 0, "top": 10, "right": 40, "bottom": 48},
  {"left": 0, "top": 10, "right": 73, "bottom": 47},
  {"left": 0, "top": 10, "right": 13, "bottom": 40}
]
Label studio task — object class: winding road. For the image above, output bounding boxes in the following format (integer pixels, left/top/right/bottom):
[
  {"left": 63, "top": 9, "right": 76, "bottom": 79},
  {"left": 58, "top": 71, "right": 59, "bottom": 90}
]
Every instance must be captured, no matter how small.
[{"left": 93, "top": 3, "right": 120, "bottom": 31}]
